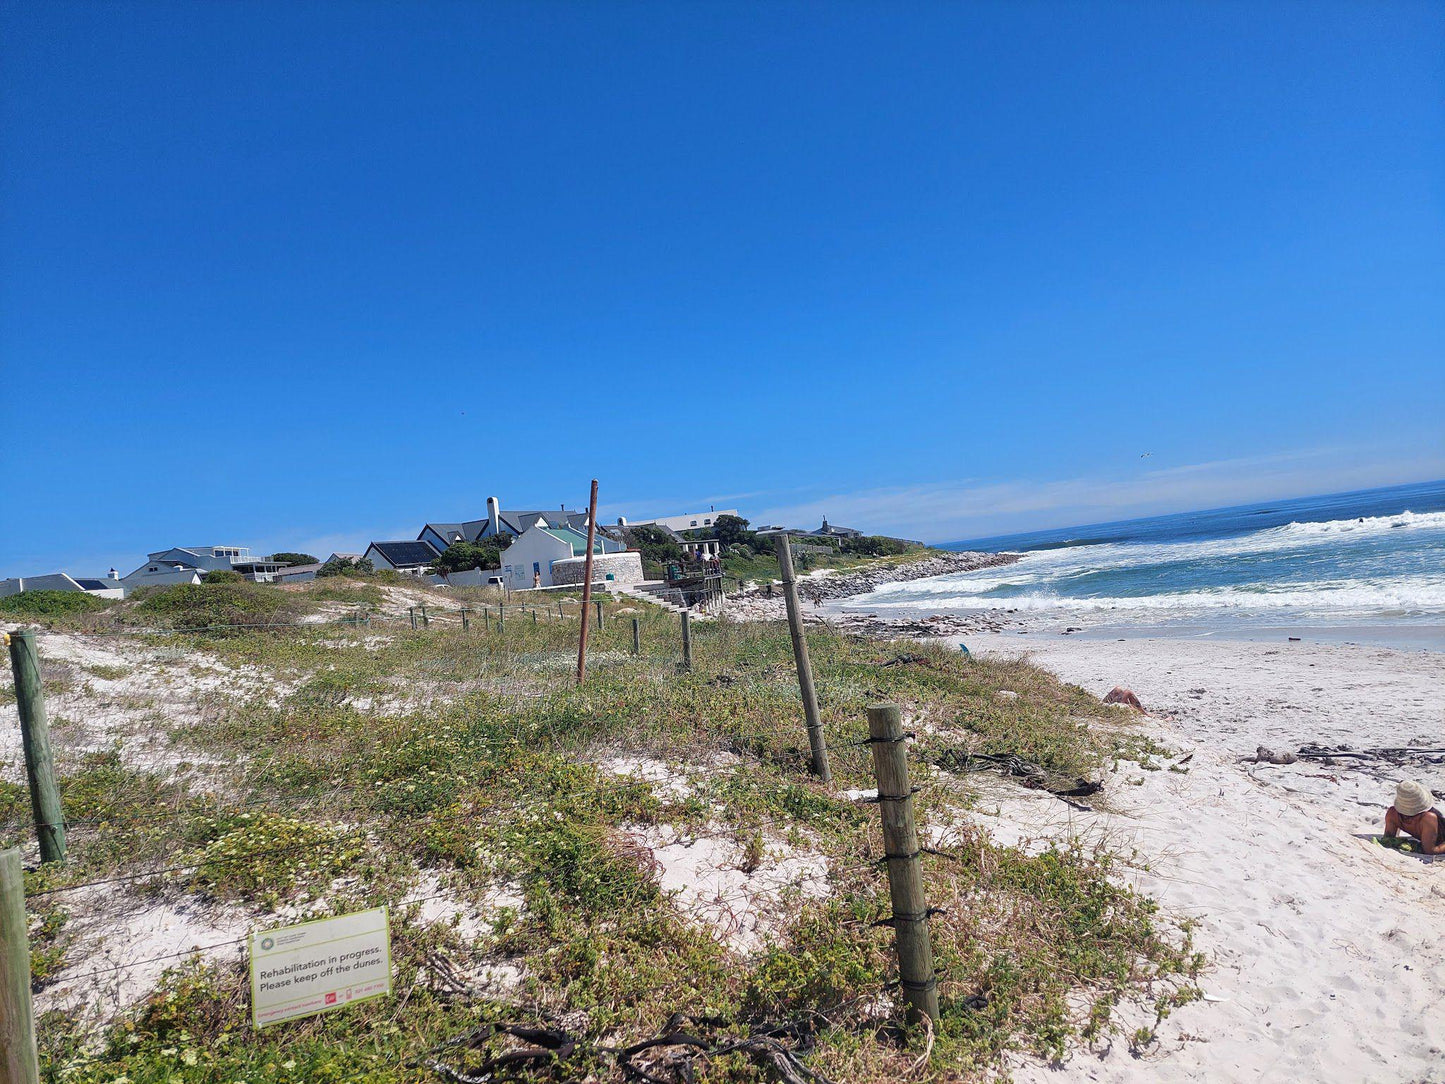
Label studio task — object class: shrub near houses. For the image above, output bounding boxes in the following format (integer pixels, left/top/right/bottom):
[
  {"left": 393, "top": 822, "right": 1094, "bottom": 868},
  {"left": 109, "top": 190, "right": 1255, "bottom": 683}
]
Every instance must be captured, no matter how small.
[
  {"left": 0, "top": 590, "right": 111, "bottom": 617},
  {"left": 131, "top": 582, "right": 302, "bottom": 630}
]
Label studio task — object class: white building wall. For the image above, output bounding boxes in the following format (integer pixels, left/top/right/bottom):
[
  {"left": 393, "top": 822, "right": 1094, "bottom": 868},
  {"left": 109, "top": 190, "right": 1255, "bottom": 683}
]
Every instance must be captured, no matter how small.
[
  {"left": 550, "top": 552, "right": 645, "bottom": 588},
  {"left": 497, "top": 528, "right": 572, "bottom": 590}
]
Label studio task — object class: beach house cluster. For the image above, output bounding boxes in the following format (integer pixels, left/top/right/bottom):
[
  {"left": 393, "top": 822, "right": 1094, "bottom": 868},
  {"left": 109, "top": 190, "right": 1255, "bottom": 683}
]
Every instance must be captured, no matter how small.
[{"left": 1, "top": 495, "right": 868, "bottom": 600}]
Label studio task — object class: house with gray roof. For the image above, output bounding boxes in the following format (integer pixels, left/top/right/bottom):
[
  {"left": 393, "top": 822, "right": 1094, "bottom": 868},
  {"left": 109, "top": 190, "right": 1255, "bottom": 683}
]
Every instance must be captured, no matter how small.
[
  {"left": 121, "top": 546, "right": 282, "bottom": 591},
  {"left": 363, "top": 539, "right": 442, "bottom": 575},
  {"left": 0, "top": 571, "right": 125, "bottom": 599},
  {"left": 418, "top": 496, "right": 588, "bottom": 552}
]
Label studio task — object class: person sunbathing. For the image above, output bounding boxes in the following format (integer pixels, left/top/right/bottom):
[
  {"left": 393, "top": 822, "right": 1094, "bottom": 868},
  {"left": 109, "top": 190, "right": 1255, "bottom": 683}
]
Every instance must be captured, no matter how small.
[{"left": 1384, "top": 780, "right": 1445, "bottom": 855}]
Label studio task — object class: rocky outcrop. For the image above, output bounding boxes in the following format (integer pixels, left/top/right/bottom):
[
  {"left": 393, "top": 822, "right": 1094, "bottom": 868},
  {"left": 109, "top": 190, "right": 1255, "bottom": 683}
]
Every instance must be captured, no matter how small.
[{"left": 722, "top": 550, "right": 1022, "bottom": 635}]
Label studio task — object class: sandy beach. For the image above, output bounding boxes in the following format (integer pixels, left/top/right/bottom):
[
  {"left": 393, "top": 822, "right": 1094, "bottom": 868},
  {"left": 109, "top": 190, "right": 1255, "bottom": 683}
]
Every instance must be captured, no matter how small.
[{"left": 952, "top": 633, "right": 1445, "bottom": 1084}]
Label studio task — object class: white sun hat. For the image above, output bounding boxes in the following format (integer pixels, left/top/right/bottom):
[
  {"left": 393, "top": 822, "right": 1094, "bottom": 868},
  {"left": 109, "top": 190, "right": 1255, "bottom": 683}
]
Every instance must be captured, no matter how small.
[{"left": 1394, "top": 780, "right": 1433, "bottom": 818}]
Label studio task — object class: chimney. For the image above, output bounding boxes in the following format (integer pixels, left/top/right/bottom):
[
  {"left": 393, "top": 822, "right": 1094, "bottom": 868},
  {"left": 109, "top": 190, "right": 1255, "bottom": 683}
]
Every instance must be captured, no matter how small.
[{"left": 486, "top": 495, "right": 501, "bottom": 537}]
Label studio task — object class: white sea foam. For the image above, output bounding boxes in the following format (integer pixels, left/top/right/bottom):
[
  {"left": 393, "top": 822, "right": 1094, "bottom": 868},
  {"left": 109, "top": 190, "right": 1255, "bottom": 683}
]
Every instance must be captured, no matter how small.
[
  {"left": 849, "top": 506, "right": 1445, "bottom": 624},
  {"left": 864, "top": 577, "right": 1445, "bottom": 615}
]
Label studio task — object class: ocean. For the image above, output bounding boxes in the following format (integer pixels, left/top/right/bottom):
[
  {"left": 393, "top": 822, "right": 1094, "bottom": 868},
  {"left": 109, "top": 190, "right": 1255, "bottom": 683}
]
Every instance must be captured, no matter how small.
[{"left": 845, "top": 480, "right": 1445, "bottom": 645}]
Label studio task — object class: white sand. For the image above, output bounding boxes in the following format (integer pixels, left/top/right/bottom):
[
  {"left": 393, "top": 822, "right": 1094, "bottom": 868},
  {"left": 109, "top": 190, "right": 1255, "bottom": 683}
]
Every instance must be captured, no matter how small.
[
  {"left": 624, "top": 823, "right": 831, "bottom": 954},
  {"left": 35, "top": 887, "right": 251, "bottom": 1024},
  {"left": 0, "top": 630, "right": 292, "bottom": 784},
  {"left": 955, "top": 633, "right": 1445, "bottom": 1084}
]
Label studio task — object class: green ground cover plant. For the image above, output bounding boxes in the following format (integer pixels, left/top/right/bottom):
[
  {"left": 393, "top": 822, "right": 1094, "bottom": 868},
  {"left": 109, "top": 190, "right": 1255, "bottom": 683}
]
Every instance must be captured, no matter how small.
[
  {"left": 13, "top": 583, "right": 1200, "bottom": 1083},
  {"left": 0, "top": 590, "right": 112, "bottom": 617}
]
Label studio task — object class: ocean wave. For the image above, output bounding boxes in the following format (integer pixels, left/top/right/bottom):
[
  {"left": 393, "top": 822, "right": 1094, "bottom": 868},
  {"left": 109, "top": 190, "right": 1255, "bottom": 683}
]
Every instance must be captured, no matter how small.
[
  {"left": 848, "top": 504, "right": 1445, "bottom": 623},
  {"left": 859, "top": 576, "right": 1445, "bottom": 616},
  {"left": 868, "top": 508, "right": 1445, "bottom": 596}
]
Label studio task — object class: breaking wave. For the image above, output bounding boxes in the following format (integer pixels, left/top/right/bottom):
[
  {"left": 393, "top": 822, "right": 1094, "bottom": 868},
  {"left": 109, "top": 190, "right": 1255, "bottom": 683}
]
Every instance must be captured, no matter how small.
[{"left": 852, "top": 501, "right": 1445, "bottom": 627}]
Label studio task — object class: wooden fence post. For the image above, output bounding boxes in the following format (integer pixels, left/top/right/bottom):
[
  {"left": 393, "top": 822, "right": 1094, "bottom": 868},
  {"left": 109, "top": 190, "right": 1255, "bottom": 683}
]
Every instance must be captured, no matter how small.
[
  {"left": 484, "top": 608, "right": 492, "bottom": 631},
  {"left": 498, "top": 603, "right": 505, "bottom": 632},
  {"left": 408, "top": 607, "right": 417, "bottom": 630},
  {"left": 866, "top": 703, "right": 938, "bottom": 1025},
  {"left": 532, "top": 608, "right": 537, "bottom": 624},
  {"left": 0, "top": 847, "right": 40, "bottom": 1084},
  {"left": 773, "top": 533, "right": 831, "bottom": 783},
  {"left": 680, "top": 611, "right": 693, "bottom": 671},
  {"left": 595, "top": 599, "right": 604, "bottom": 630},
  {"left": 557, "top": 600, "right": 564, "bottom": 619},
  {"left": 461, "top": 607, "right": 470, "bottom": 631},
  {"left": 7, "top": 631, "right": 65, "bottom": 863},
  {"left": 632, "top": 616, "right": 641, "bottom": 656}
]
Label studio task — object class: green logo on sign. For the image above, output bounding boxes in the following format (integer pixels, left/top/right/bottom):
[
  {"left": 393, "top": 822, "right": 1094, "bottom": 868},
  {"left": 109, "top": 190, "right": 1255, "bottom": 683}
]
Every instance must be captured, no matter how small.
[{"left": 260, "top": 937, "right": 275, "bottom": 951}]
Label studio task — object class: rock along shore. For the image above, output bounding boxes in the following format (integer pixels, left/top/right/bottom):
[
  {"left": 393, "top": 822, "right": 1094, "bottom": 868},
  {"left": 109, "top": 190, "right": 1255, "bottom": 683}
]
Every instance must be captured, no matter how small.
[{"left": 722, "top": 550, "right": 1022, "bottom": 637}]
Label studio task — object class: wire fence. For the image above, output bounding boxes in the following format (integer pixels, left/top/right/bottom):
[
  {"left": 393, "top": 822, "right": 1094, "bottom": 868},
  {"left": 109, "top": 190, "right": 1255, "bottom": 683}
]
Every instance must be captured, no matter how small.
[{"left": 2, "top": 593, "right": 944, "bottom": 1081}]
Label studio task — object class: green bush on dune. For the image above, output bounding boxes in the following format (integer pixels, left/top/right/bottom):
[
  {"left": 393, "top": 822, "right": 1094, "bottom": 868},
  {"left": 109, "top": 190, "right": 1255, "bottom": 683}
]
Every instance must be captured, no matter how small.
[
  {"left": 0, "top": 590, "right": 111, "bottom": 617},
  {"left": 131, "top": 582, "right": 301, "bottom": 630}
]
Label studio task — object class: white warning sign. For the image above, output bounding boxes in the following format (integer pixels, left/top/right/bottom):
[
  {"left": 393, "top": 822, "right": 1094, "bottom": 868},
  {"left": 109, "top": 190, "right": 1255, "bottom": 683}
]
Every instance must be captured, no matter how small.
[{"left": 249, "top": 906, "right": 391, "bottom": 1028}]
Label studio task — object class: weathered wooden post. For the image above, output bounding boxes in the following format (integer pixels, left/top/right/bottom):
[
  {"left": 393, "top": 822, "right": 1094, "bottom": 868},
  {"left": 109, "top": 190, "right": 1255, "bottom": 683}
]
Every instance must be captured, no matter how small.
[
  {"left": 594, "top": 599, "right": 604, "bottom": 629},
  {"left": 0, "top": 848, "right": 39, "bottom": 1084},
  {"left": 420, "top": 605, "right": 429, "bottom": 627},
  {"left": 498, "top": 602, "right": 505, "bottom": 632},
  {"left": 484, "top": 607, "right": 492, "bottom": 631},
  {"left": 632, "top": 616, "right": 641, "bottom": 656},
  {"left": 680, "top": 611, "right": 693, "bottom": 671},
  {"left": 558, "top": 600, "right": 565, "bottom": 619},
  {"left": 460, "top": 607, "right": 470, "bottom": 631},
  {"left": 532, "top": 608, "right": 537, "bottom": 624},
  {"left": 408, "top": 607, "right": 417, "bottom": 630},
  {"left": 576, "top": 479, "right": 600, "bottom": 685},
  {"left": 773, "top": 533, "right": 831, "bottom": 783},
  {"left": 6, "top": 631, "right": 65, "bottom": 863},
  {"left": 866, "top": 703, "right": 938, "bottom": 1025}
]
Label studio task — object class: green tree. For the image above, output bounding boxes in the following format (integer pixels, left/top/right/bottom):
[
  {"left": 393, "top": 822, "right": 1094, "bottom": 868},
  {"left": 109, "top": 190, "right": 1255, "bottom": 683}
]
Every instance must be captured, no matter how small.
[
  {"left": 316, "top": 556, "right": 374, "bottom": 578},
  {"left": 270, "top": 552, "right": 319, "bottom": 566},
  {"left": 201, "top": 569, "right": 245, "bottom": 584},
  {"left": 625, "top": 525, "right": 683, "bottom": 567},
  {"left": 840, "top": 535, "right": 913, "bottom": 557},
  {"left": 432, "top": 538, "right": 510, "bottom": 575},
  {"left": 711, "top": 514, "right": 754, "bottom": 548}
]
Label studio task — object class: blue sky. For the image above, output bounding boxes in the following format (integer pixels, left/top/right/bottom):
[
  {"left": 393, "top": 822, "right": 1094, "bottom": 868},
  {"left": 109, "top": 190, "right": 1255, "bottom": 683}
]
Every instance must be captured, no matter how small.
[{"left": 2, "top": 1, "right": 1442, "bottom": 574}]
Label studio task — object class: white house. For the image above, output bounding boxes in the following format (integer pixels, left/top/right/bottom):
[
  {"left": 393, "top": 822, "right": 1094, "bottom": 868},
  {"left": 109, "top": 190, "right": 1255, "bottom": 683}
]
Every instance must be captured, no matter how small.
[
  {"left": 418, "top": 496, "right": 587, "bottom": 552},
  {"left": 497, "top": 524, "right": 631, "bottom": 590},
  {"left": 625, "top": 509, "right": 738, "bottom": 534},
  {"left": 122, "top": 546, "right": 282, "bottom": 591},
  {"left": 363, "top": 540, "right": 441, "bottom": 575},
  {"left": 0, "top": 572, "right": 125, "bottom": 599}
]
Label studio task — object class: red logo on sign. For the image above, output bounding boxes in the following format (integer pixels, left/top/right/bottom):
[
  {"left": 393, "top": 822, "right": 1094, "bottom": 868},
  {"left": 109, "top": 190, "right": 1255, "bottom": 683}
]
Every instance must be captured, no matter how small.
[{"left": 324, "top": 992, "right": 337, "bottom": 1005}]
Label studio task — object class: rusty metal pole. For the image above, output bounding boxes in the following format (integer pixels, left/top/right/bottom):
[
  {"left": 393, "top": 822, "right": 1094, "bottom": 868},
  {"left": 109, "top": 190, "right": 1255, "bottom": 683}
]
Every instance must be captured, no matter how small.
[
  {"left": 774, "top": 532, "right": 831, "bottom": 783},
  {"left": 576, "top": 479, "right": 600, "bottom": 684}
]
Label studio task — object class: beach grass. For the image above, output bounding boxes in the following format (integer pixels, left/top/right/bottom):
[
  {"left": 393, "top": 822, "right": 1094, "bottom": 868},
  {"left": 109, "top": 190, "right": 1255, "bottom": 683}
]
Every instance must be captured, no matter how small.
[{"left": 8, "top": 581, "right": 1201, "bottom": 1082}]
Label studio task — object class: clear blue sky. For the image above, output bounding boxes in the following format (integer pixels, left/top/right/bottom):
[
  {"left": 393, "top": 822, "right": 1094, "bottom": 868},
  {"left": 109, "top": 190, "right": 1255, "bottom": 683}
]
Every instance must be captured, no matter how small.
[{"left": 2, "top": 1, "right": 1442, "bottom": 574}]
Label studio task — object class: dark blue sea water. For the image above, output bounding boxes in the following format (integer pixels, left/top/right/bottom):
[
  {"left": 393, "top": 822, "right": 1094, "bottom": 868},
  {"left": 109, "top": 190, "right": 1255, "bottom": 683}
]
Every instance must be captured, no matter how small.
[{"left": 851, "top": 481, "right": 1445, "bottom": 633}]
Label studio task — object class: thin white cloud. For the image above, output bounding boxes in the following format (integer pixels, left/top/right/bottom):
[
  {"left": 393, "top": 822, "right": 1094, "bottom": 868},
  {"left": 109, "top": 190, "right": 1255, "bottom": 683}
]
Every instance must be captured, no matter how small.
[{"left": 748, "top": 448, "right": 1445, "bottom": 543}]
